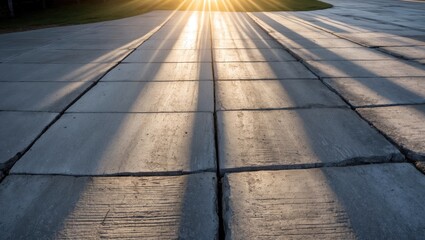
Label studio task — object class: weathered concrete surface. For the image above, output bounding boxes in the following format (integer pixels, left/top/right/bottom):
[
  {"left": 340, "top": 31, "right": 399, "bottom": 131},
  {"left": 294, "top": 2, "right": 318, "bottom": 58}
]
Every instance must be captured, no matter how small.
[
  {"left": 223, "top": 163, "right": 425, "bottom": 239},
  {"left": 69, "top": 81, "right": 214, "bottom": 113},
  {"left": 338, "top": 34, "right": 425, "bottom": 47},
  {"left": 381, "top": 46, "right": 425, "bottom": 60},
  {"left": 215, "top": 62, "right": 316, "bottom": 80},
  {"left": 307, "top": 60, "right": 425, "bottom": 78},
  {"left": 218, "top": 109, "right": 403, "bottom": 172},
  {"left": 0, "top": 173, "right": 218, "bottom": 239},
  {"left": 102, "top": 63, "right": 213, "bottom": 81},
  {"left": 43, "top": 38, "right": 145, "bottom": 50},
  {"left": 213, "top": 48, "right": 294, "bottom": 62},
  {"left": 0, "top": 49, "right": 28, "bottom": 61},
  {"left": 212, "top": 39, "right": 282, "bottom": 49},
  {"left": 0, "top": 82, "right": 92, "bottom": 112},
  {"left": 12, "top": 113, "right": 216, "bottom": 175},
  {"left": 291, "top": 47, "right": 393, "bottom": 61},
  {"left": 0, "top": 63, "right": 115, "bottom": 82},
  {"left": 216, "top": 80, "right": 347, "bottom": 110},
  {"left": 359, "top": 105, "right": 425, "bottom": 161},
  {"left": 124, "top": 49, "right": 212, "bottom": 63},
  {"left": 5, "top": 49, "right": 130, "bottom": 63},
  {"left": 324, "top": 77, "right": 425, "bottom": 107},
  {"left": 0, "top": 112, "right": 57, "bottom": 170},
  {"left": 275, "top": 37, "right": 361, "bottom": 49},
  {"left": 139, "top": 38, "right": 211, "bottom": 50}
]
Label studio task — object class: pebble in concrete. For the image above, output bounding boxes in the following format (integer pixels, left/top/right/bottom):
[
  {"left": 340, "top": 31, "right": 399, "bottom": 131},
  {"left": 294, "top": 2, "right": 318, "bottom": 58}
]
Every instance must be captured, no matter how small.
[
  {"left": 223, "top": 163, "right": 425, "bottom": 239},
  {"left": 215, "top": 62, "right": 316, "bottom": 80},
  {"left": 324, "top": 77, "right": 425, "bottom": 107},
  {"left": 214, "top": 48, "right": 294, "bottom": 62},
  {"left": 216, "top": 80, "right": 347, "bottom": 110},
  {"left": 291, "top": 47, "right": 394, "bottom": 61},
  {"left": 0, "top": 173, "right": 218, "bottom": 239},
  {"left": 69, "top": 81, "right": 214, "bottom": 113},
  {"left": 0, "top": 112, "right": 57, "bottom": 170},
  {"left": 5, "top": 49, "right": 130, "bottom": 64},
  {"left": 359, "top": 105, "right": 425, "bottom": 161},
  {"left": 102, "top": 63, "right": 213, "bottom": 81},
  {"left": 0, "top": 63, "right": 115, "bottom": 82},
  {"left": 217, "top": 108, "right": 403, "bottom": 172},
  {"left": 0, "top": 82, "right": 92, "bottom": 112},
  {"left": 307, "top": 60, "right": 425, "bottom": 78},
  {"left": 12, "top": 113, "right": 216, "bottom": 175},
  {"left": 124, "top": 49, "right": 212, "bottom": 63}
]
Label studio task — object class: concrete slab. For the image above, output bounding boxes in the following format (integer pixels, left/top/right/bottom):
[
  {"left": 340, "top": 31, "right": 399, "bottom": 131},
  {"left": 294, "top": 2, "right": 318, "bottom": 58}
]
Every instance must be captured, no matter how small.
[
  {"left": 307, "top": 60, "right": 425, "bottom": 78},
  {"left": 139, "top": 38, "right": 211, "bottom": 50},
  {"left": 12, "top": 112, "right": 216, "bottom": 175},
  {"left": 217, "top": 108, "right": 403, "bottom": 172},
  {"left": 340, "top": 35, "right": 425, "bottom": 47},
  {"left": 69, "top": 81, "right": 214, "bottom": 113},
  {"left": 275, "top": 37, "right": 362, "bottom": 49},
  {"left": 324, "top": 77, "right": 425, "bottom": 107},
  {"left": 102, "top": 63, "right": 213, "bottom": 81},
  {"left": 0, "top": 112, "right": 57, "bottom": 170},
  {"left": 291, "top": 47, "right": 394, "bottom": 61},
  {"left": 359, "top": 105, "right": 425, "bottom": 161},
  {"left": 43, "top": 38, "right": 145, "bottom": 50},
  {"left": 213, "top": 39, "right": 282, "bottom": 49},
  {"left": 0, "top": 82, "right": 91, "bottom": 112},
  {"left": 0, "top": 38, "right": 51, "bottom": 50},
  {"left": 216, "top": 80, "right": 347, "bottom": 110},
  {"left": 215, "top": 62, "right": 316, "bottom": 80},
  {"left": 124, "top": 49, "right": 211, "bottom": 63},
  {"left": 0, "top": 63, "right": 115, "bottom": 82},
  {"left": 0, "top": 173, "right": 218, "bottom": 239},
  {"left": 0, "top": 49, "right": 29, "bottom": 61},
  {"left": 214, "top": 48, "right": 295, "bottom": 62},
  {"left": 5, "top": 49, "right": 130, "bottom": 63},
  {"left": 223, "top": 163, "right": 425, "bottom": 239},
  {"left": 381, "top": 46, "right": 425, "bottom": 60}
]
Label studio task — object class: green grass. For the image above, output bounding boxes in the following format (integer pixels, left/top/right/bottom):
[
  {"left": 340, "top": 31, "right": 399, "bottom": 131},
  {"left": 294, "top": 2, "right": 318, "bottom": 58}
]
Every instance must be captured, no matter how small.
[{"left": 0, "top": 0, "right": 332, "bottom": 33}]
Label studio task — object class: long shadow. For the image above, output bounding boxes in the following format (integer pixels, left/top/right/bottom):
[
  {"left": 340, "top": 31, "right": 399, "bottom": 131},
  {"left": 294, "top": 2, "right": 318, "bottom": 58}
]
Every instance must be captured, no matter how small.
[
  {"left": 1, "top": 9, "right": 219, "bottom": 239},
  {"left": 218, "top": 10, "right": 425, "bottom": 238}
]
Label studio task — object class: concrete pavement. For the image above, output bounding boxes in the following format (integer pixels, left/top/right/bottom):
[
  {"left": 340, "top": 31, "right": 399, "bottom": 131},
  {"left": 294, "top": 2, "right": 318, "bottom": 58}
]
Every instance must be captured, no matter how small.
[{"left": 1, "top": 0, "right": 425, "bottom": 238}]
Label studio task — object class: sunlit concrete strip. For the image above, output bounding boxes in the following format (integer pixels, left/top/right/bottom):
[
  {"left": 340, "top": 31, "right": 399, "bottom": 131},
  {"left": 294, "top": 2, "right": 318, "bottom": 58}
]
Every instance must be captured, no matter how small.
[
  {"left": 223, "top": 164, "right": 425, "bottom": 239},
  {"left": 359, "top": 105, "right": 425, "bottom": 161},
  {"left": 217, "top": 109, "right": 403, "bottom": 173},
  {"left": 0, "top": 173, "right": 218, "bottom": 239},
  {"left": 12, "top": 112, "right": 216, "bottom": 175},
  {"left": 216, "top": 80, "right": 346, "bottom": 110},
  {"left": 68, "top": 81, "right": 214, "bottom": 113},
  {"left": 324, "top": 77, "right": 425, "bottom": 107}
]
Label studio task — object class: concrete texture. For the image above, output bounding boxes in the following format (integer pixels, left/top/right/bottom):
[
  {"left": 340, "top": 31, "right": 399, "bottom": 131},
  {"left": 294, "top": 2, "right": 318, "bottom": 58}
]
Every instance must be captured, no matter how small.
[
  {"left": 102, "top": 63, "right": 213, "bottom": 81},
  {"left": 213, "top": 39, "right": 282, "bottom": 49},
  {"left": 381, "top": 46, "right": 425, "bottom": 60},
  {"left": 223, "top": 163, "right": 425, "bottom": 239},
  {"left": 5, "top": 49, "right": 130, "bottom": 63},
  {"left": 307, "top": 60, "right": 425, "bottom": 78},
  {"left": 213, "top": 48, "right": 295, "bottom": 62},
  {"left": 215, "top": 62, "right": 316, "bottom": 80},
  {"left": 359, "top": 105, "right": 425, "bottom": 161},
  {"left": 139, "top": 38, "right": 211, "bottom": 50},
  {"left": 0, "top": 82, "right": 92, "bottom": 112},
  {"left": 0, "top": 63, "right": 114, "bottom": 82},
  {"left": 275, "top": 37, "right": 361, "bottom": 49},
  {"left": 12, "top": 113, "right": 216, "bottom": 175},
  {"left": 216, "top": 80, "right": 347, "bottom": 110},
  {"left": 69, "top": 81, "right": 214, "bottom": 113},
  {"left": 0, "top": 112, "right": 57, "bottom": 170},
  {"left": 124, "top": 49, "right": 212, "bottom": 63},
  {"left": 0, "top": 173, "right": 218, "bottom": 239},
  {"left": 324, "top": 77, "right": 425, "bottom": 107},
  {"left": 291, "top": 47, "right": 394, "bottom": 61},
  {"left": 218, "top": 108, "right": 403, "bottom": 172}
]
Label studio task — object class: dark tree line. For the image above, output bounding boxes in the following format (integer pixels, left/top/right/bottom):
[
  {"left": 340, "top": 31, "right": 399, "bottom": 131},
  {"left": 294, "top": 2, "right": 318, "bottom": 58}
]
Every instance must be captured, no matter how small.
[{"left": 1, "top": 0, "right": 85, "bottom": 17}]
